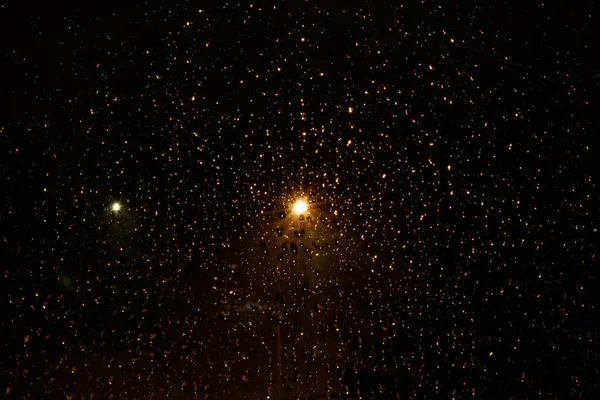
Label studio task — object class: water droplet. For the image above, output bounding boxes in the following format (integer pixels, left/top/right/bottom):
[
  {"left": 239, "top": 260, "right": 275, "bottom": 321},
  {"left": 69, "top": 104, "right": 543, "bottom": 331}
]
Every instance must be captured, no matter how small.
[{"left": 260, "top": 241, "right": 268, "bottom": 255}]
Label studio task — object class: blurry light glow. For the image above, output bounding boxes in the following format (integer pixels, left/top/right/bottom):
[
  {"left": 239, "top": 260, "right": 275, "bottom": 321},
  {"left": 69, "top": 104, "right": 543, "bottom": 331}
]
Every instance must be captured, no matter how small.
[
  {"left": 112, "top": 202, "right": 121, "bottom": 212},
  {"left": 293, "top": 199, "right": 308, "bottom": 214}
]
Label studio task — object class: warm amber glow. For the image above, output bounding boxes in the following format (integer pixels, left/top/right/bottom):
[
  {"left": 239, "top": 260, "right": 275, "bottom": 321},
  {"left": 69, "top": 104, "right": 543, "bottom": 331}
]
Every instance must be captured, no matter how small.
[
  {"left": 293, "top": 199, "right": 308, "bottom": 214},
  {"left": 111, "top": 202, "right": 121, "bottom": 212}
]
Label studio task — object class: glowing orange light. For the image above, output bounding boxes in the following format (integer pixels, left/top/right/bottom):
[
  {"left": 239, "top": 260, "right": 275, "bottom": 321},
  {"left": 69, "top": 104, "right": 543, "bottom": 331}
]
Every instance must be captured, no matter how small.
[{"left": 293, "top": 199, "right": 308, "bottom": 214}]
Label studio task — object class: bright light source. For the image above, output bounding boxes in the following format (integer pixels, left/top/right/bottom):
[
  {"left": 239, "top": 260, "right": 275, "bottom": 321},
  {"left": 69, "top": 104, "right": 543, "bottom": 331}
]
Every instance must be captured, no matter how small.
[
  {"left": 293, "top": 199, "right": 308, "bottom": 214},
  {"left": 112, "top": 202, "right": 121, "bottom": 212}
]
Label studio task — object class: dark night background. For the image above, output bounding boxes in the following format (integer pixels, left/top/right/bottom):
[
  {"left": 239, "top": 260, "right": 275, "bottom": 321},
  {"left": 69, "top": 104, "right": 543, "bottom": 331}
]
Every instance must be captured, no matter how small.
[{"left": 1, "top": 1, "right": 598, "bottom": 399}]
